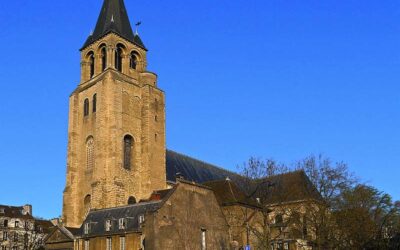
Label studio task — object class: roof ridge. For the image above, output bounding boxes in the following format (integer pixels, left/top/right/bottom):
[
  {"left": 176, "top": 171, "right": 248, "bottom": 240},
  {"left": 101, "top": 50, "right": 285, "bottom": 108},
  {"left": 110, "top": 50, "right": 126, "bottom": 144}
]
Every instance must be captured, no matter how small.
[
  {"left": 167, "top": 149, "right": 238, "bottom": 176},
  {"left": 0, "top": 205, "right": 24, "bottom": 208},
  {"left": 90, "top": 200, "right": 162, "bottom": 213},
  {"left": 265, "top": 169, "right": 305, "bottom": 179}
]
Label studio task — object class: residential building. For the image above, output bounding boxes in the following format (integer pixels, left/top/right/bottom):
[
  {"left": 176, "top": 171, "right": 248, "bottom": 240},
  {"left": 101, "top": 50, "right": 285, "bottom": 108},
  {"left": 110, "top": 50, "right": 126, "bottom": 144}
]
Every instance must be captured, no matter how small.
[{"left": 0, "top": 204, "right": 52, "bottom": 250}]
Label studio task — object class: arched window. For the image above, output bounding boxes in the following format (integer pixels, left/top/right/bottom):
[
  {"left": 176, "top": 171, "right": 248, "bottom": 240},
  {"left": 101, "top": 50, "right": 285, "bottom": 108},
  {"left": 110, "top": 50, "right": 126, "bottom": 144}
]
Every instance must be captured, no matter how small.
[
  {"left": 84, "top": 195, "right": 91, "bottom": 215},
  {"left": 100, "top": 46, "right": 107, "bottom": 72},
  {"left": 84, "top": 99, "right": 89, "bottom": 117},
  {"left": 123, "top": 135, "right": 133, "bottom": 170},
  {"left": 86, "top": 137, "right": 94, "bottom": 169},
  {"left": 130, "top": 51, "right": 139, "bottom": 69},
  {"left": 88, "top": 52, "right": 95, "bottom": 78},
  {"left": 92, "top": 94, "right": 97, "bottom": 113},
  {"left": 115, "top": 45, "right": 124, "bottom": 72},
  {"left": 128, "top": 196, "right": 136, "bottom": 205}
]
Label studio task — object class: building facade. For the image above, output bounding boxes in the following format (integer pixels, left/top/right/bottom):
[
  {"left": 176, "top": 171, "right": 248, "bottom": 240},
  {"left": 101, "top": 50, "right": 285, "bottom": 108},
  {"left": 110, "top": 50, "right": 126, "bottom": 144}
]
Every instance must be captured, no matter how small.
[
  {"left": 48, "top": 180, "right": 231, "bottom": 250},
  {"left": 54, "top": 0, "right": 324, "bottom": 249},
  {"left": 0, "top": 204, "right": 52, "bottom": 250},
  {"left": 62, "top": 0, "right": 166, "bottom": 228}
]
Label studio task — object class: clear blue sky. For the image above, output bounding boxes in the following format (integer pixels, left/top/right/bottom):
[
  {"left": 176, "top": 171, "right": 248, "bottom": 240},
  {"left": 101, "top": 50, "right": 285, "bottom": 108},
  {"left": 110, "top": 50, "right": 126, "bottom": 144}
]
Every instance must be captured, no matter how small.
[{"left": 0, "top": 0, "right": 399, "bottom": 219}]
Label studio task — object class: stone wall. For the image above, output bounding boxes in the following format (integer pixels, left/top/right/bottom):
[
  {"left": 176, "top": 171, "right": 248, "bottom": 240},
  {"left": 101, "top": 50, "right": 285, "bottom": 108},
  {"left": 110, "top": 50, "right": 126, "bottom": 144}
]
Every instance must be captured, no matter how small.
[
  {"left": 63, "top": 33, "right": 167, "bottom": 228},
  {"left": 145, "top": 181, "right": 230, "bottom": 250}
]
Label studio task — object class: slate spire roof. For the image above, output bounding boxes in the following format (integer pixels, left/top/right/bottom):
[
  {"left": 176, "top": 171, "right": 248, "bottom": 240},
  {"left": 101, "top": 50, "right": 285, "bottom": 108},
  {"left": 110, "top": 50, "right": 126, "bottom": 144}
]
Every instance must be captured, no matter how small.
[{"left": 81, "top": 0, "right": 146, "bottom": 50}]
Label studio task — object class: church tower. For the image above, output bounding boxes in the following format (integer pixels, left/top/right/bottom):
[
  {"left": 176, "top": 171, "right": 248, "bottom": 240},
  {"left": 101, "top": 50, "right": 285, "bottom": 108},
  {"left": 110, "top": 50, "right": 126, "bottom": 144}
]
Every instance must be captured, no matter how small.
[{"left": 62, "top": 0, "right": 166, "bottom": 228}]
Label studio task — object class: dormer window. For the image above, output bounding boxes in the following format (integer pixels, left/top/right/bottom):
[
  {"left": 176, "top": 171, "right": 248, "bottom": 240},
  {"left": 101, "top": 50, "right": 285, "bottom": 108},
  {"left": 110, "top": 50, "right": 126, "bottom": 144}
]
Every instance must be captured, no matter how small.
[
  {"left": 84, "top": 222, "right": 90, "bottom": 234},
  {"left": 138, "top": 215, "right": 145, "bottom": 225},
  {"left": 105, "top": 219, "right": 112, "bottom": 232},
  {"left": 118, "top": 218, "right": 126, "bottom": 230}
]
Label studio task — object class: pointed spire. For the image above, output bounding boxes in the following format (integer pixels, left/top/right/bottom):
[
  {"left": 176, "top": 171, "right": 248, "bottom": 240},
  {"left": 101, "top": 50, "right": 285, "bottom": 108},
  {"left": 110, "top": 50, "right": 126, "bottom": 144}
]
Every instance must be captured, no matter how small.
[{"left": 81, "top": 0, "right": 146, "bottom": 50}]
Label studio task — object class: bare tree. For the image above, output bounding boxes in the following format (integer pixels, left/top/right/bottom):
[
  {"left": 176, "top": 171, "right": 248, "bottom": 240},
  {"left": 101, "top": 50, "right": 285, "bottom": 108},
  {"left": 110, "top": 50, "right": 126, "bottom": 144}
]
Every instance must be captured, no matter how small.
[{"left": 237, "top": 157, "right": 300, "bottom": 250}]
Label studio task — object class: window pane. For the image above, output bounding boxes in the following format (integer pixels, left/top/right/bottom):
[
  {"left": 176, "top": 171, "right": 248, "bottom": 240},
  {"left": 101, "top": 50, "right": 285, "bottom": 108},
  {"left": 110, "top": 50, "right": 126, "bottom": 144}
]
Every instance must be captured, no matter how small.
[
  {"left": 120, "top": 237, "right": 125, "bottom": 250},
  {"left": 123, "top": 136, "right": 133, "bottom": 170}
]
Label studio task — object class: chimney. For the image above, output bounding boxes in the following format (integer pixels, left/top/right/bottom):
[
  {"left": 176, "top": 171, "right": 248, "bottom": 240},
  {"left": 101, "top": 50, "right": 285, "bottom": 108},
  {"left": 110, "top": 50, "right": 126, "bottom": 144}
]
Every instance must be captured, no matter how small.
[
  {"left": 150, "top": 192, "right": 162, "bottom": 201},
  {"left": 23, "top": 204, "right": 32, "bottom": 215}
]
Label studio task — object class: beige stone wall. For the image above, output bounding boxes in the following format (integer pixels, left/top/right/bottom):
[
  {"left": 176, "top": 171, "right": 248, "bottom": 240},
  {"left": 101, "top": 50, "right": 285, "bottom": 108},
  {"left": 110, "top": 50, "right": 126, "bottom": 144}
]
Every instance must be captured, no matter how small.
[
  {"left": 63, "top": 33, "right": 167, "bottom": 228},
  {"left": 76, "top": 234, "right": 141, "bottom": 250},
  {"left": 145, "top": 181, "right": 230, "bottom": 250},
  {"left": 221, "top": 205, "right": 263, "bottom": 249}
]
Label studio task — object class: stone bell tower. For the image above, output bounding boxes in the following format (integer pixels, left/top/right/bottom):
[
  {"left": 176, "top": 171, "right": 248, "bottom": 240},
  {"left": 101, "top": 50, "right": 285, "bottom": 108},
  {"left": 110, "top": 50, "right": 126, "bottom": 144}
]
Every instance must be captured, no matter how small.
[{"left": 62, "top": 0, "right": 166, "bottom": 228}]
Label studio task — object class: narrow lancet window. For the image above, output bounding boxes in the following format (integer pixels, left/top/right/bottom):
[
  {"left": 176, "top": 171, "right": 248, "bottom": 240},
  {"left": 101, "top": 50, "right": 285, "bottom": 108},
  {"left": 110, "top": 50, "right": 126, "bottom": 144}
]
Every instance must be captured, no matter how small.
[
  {"left": 115, "top": 45, "right": 124, "bottom": 72},
  {"left": 84, "top": 99, "right": 89, "bottom": 117},
  {"left": 130, "top": 52, "right": 139, "bottom": 69},
  {"left": 89, "top": 52, "right": 95, "bottom": 78},
  {"left": 123, "top": 135, "right": 133, "bottom": 170},
  {"left": 101, "top": 46, "right": 107, "bottom": 72},
  {"left": 92, "top": 94, "right": 97, "bottom": 113},
  {"left": 86, "top": 137, "right": 94, "bottom": 169},
  {"left": 84, "top": 195, "right": 91, "bottom": 216}
]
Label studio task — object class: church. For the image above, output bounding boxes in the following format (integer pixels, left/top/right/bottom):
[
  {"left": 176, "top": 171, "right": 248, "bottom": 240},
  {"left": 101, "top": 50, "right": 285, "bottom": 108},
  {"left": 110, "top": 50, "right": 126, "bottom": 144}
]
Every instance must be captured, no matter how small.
[{"left": 44, "top": 1, "right": 321, "bottom": 249}]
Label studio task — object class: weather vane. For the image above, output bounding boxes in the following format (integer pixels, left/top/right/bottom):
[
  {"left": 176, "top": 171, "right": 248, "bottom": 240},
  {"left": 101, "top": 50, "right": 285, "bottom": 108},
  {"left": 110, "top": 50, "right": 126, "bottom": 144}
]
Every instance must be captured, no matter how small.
[{"left": 135, "top": 21, "right": 142, "bottom": 35}]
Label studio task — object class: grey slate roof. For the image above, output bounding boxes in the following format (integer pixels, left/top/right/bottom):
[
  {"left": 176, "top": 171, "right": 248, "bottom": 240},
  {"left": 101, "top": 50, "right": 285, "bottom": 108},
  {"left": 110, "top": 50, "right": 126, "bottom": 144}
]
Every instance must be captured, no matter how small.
[
  {"left": 81, "top": 201, "right": 162, "bottom": 237},
  {"left": 82, "top": 0, "right": 146, "bottom": 50},
  {"left": 165, "top": 151, "right": 323, "bottom": 205},
  {"left": 166, "top": 150, "right": 241, "bottom": 184}
]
